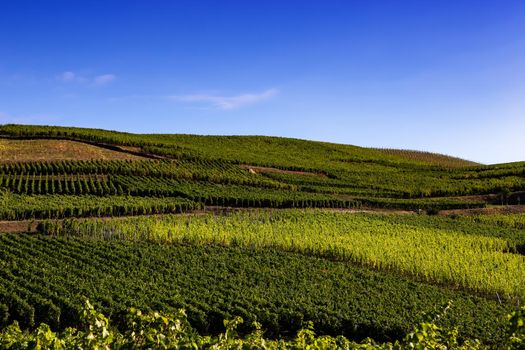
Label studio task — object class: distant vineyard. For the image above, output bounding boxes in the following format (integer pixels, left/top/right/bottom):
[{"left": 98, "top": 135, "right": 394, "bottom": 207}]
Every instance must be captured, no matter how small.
[
  {"left": 0, "top": 158, "right": 494, "bottom": 216},
  {"left": 0, "top": 159, "right": 289, "bottom": 189},
  {"left": 1, "top": 125, "right": 525, "bottom": 210}
]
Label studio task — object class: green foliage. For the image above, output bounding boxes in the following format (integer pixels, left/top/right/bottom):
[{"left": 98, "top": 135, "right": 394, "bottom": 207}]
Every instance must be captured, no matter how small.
[
  {"left": 459, "top": 214, "right": 525, "bottom": 231},
  {"left": 508, "top": 306, "right": 525, "bottom": 349},
  {"left": 1, "top": 299, "right": 525, "bottom": 349},
  {"left": 0, "top": 194, "right": 200, "bottom": 220},
  {"left": 1, "top": 124, "right": 524, "bottom": 349}
]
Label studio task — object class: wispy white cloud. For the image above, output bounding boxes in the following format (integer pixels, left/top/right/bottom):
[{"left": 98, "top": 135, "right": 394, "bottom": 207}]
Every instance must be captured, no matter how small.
[
  {"left": 59, "top": 71, "right": 76, "bottom": 81},
  {"left": 57, "top": 71, "right": 86, "bottom": 83},
  {"left": 169, "top": 89, "right": 278, "bottom": 110},
  {"left": 93, "top": 74, "right": 116, "bottom": 85},
  {"left": 56, "top": 71, "right": 116, "bottom": 86}
]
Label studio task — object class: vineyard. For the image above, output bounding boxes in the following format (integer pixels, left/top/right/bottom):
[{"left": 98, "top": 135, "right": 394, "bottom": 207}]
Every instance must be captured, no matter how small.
[
  {"left": 0, "top": 124, "right": 524, "bottom": 348},
  {"left": 35, "top": 211, "right": 525, "bottom": 300},
  {"left": 0, "top": 234, "right": 513, "bottom": 345}
]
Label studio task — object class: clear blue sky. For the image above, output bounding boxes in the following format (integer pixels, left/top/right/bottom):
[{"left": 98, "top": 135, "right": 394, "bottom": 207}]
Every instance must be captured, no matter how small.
[{"left": 1, "top": 1, "right": 524, "bottom": 164}]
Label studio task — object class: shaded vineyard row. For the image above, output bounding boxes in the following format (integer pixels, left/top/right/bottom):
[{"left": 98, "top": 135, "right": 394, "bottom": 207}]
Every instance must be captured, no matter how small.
[
  {"left": 0, "top": 191, "right": 483, "bottom": 223},
  {"left": 0, "top": 170, "right": 487, "bottom": 218},
  {"left": 0, "top": 194, "right": 200, "bottom": 220},
  {"left": 2, "top": 158, "right": 524, "bottom": 201}
]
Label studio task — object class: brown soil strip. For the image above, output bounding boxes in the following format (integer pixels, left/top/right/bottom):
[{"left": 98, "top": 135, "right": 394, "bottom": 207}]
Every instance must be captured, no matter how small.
[
  {"left": 447, "top": 194, "right": 498, "bottom": 203},
  {"left": 440, "top": 205, "right": 525, "bottom": 216},
  {"left": 119, "top": 146, "right": 143, "bottom": 153},
  {"left": 328, "top": 207, "right": 416, "bottom": 215},
  {"left": 241, "top": 165, "right": 327, "bottom": 177},
  {"left": 0, "top": 220, "right": 38, "bottom": 233}
]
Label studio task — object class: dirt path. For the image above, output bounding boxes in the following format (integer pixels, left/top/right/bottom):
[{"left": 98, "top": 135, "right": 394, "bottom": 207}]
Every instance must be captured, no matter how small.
[
  {"left": 439, "top": 205, "right": 525, "bottom": 216},
  {"left": 0, "top": 220, "right": 37, "bottom": 233},
  {"left": 240, "top": 165, "right": 327, "bottom": 177}
]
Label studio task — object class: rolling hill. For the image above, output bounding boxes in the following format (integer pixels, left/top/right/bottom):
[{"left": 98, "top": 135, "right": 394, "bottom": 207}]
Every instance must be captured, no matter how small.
[
  {"left": 1, "top": 124, "right": 525, "bottom": 348},
  {"left": 1, "top": 124, "right": 524, "bottom": 214}
]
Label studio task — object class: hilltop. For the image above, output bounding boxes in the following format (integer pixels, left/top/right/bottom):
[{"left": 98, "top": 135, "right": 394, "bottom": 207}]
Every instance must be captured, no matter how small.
[{"left": 0, "top": 124, "right": 478, "bottom": 168}]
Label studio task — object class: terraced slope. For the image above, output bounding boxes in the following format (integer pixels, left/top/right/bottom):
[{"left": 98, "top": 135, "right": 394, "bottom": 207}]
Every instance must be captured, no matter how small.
[{"left": 1, "top": 124, "right": 524, "bottom": 213}]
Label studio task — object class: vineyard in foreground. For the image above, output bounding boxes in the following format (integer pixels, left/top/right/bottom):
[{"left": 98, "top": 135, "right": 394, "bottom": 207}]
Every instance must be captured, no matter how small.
[
  {"left": 0, "top": 234, "right": 513, "bottom": 345},
  {"left": 1, "top": 300, "right": 524, "bottom": 349}
]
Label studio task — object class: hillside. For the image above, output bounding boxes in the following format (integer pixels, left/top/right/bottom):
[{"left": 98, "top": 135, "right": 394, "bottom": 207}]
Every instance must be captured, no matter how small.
[
  {"left": 1, "top": 124, "right": 525, "bottom": 348},
  {"left": 0, "top": 124, "right": 479, "bottom": 168},
  {"left": 0, "top": 124, "right": 524, "bottom": 213}
]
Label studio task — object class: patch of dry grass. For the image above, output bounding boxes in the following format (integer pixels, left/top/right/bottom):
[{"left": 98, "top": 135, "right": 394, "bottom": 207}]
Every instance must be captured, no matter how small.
[
  {"left": 0, "top": 139, "right": 145, "bottom": 162},
  {"left": 374, "top": 148, "right": 479, "bottom": 168}
]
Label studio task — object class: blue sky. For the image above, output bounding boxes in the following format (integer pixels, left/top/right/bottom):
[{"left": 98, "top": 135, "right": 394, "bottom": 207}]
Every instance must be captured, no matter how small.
[{"left": 1, "top": 0, "right": 524, "bottom": 164}]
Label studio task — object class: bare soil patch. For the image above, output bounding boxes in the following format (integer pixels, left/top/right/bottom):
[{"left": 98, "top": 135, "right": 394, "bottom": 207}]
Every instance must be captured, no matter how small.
[
  {"left": 0, "top": 139, "right": 145, "bottom": 162},
  {"left": 241, "top": 165, "right": 327, "bottom": 177},
  {"left": 119, "top": 146, "right": 143, "bottom": 153},
  {"left": 440, "top": 205, "right": 525, "bottom": 216},
  {"left": 0, "top": 220, "right": 37, "bottom": 233},
  {"left": 329, "top": 207, "right": 416, "bottom": 215},
  {"left": 447, "top": 194, "right": 497, "bottom": 203}
]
